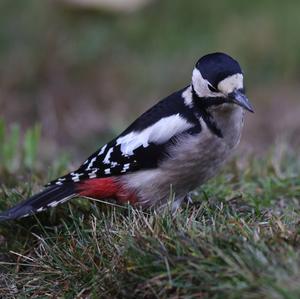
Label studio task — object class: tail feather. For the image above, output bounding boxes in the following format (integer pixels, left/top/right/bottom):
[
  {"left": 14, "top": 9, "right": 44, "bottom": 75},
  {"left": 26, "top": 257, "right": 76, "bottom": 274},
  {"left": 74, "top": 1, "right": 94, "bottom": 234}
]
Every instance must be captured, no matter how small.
[{"left": 0, "top": 184, "right": 76, "bottom": 221}]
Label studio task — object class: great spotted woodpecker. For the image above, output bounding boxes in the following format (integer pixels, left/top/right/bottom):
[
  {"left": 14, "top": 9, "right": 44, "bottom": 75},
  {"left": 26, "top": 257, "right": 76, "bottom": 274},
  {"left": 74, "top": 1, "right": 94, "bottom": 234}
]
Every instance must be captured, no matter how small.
[{"left": 0, "top": 52, "right": 253, "bottom": 221}]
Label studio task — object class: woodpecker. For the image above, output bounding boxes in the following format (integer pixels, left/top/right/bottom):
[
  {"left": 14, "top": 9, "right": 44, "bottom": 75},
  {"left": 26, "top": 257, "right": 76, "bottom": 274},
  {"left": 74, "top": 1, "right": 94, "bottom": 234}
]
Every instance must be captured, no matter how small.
[{"left": 0, "top": 52, "right": 253, "bottom": 221}]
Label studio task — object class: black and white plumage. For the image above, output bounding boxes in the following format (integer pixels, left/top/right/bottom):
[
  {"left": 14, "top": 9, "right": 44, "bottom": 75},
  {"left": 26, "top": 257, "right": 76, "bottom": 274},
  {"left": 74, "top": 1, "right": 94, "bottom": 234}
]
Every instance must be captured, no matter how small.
[{"left": 0, "top": 52, "right": 253, "bottom": 221}]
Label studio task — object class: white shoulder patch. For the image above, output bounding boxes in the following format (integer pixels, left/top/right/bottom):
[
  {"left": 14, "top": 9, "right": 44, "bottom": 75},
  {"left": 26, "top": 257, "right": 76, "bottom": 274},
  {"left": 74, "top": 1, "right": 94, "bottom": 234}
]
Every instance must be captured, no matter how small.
[
  {"left": 116, "top": 114, "right": 193, "bottom": 155},
  {"left": 182, "top": 86, "right": 193, "bottom": 107}
]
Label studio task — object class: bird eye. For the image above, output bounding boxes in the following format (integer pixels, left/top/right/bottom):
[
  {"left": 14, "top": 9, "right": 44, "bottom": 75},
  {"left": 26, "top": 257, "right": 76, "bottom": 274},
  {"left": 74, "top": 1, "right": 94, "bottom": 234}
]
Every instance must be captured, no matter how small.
[{"left": 208, "top": 84, "right": 218, "bottom": 92}]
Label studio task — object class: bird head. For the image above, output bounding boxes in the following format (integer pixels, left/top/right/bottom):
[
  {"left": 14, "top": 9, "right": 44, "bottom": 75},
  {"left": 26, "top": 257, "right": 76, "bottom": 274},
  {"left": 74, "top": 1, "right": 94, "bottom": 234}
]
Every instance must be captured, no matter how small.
[{"left": 192, "top": 52, "right": 254, "bottom": 112}]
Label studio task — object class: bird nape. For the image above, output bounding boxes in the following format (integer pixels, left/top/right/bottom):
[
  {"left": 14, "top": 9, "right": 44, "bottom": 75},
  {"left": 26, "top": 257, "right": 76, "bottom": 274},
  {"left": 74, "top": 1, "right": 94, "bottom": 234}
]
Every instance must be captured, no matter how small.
[{"left": 0, "top": 52, "right": 253, "bottom": 221}]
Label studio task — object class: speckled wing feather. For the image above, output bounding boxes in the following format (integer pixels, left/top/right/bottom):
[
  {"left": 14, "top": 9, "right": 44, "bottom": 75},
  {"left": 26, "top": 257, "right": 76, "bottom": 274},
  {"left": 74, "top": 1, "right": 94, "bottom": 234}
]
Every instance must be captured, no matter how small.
[{"left": 48, "top": 87, "right": 202, "bottom": 186}]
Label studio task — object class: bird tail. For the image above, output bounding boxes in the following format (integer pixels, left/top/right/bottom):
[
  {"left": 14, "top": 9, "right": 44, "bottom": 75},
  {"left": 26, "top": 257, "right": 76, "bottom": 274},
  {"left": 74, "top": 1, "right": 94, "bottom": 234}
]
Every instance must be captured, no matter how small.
[{"left": 0, "top": 184, "right": 76, "bottom": 221}]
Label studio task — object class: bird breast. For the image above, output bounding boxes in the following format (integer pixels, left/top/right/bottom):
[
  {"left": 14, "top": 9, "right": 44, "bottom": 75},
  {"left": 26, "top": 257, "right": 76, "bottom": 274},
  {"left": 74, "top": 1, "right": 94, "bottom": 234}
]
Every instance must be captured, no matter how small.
[{"left": 122, "top": 105, "right": 244, "bottom": 207}]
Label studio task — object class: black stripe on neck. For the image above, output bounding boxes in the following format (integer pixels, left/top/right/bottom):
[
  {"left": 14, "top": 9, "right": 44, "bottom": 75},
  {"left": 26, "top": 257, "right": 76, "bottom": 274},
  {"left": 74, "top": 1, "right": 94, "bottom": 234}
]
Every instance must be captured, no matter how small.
[{"left": 191, "top": 85, "right": 224, "bottom": 138}]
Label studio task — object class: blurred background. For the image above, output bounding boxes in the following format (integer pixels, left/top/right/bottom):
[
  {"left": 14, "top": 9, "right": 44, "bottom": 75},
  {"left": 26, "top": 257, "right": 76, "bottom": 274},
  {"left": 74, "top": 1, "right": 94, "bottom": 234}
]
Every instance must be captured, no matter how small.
[{"left": 1, "top": 0, "right": 300, "bottom": 167}]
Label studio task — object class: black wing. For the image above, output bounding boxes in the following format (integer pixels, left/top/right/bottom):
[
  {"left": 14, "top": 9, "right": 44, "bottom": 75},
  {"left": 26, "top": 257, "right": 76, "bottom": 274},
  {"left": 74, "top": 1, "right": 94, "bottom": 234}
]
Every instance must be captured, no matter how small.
[{"left": 48, "top": 87, "right": 202, "bottom": 185}]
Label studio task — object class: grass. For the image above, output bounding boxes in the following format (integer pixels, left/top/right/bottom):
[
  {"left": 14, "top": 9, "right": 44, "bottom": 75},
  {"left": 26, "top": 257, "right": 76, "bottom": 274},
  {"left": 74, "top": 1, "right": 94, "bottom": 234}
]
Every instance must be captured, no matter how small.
[{"left": 0, "top": 123, "right": 300, "bottom": 298}]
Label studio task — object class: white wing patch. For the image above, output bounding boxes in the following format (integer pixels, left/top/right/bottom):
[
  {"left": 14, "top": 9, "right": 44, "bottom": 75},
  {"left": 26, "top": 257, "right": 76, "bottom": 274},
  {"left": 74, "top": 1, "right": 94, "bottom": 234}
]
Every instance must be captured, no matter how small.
[
  {"left": 116, "top": 114, "right": 192, "bottom": 156},
  {"left": 71, "top": 172, "right": 84, "bottom": 182},
  {"left": 49, "top": 112, "right": 195, "bottom": 185},
  {"left": 88, "top": 168, "right": 98, "bottom": 179},
  {"left": 103, "top": 147, "right": 114, "bottom": 164},
  {"left": 98, "top": 144, "right": 107, "bottom": 156},
  {"left": 104, "top": 168, "right": 111, "bottom": 175},
  {"left": 111, "top": 162, "right": 119, "bottom": 167},
  {"left": 86, "top": 157, "right": 97, "bottom": 171},
  {"left": 121, "top": 163, "right": 130, "bottom": 173},
  {"left": 84, "top": 144, "right": 108, "bottom": 169}
]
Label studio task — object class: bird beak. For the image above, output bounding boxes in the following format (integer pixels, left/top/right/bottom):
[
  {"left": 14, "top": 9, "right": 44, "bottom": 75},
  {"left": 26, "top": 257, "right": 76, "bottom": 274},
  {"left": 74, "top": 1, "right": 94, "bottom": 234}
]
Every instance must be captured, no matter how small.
[{"left": 228, "top": 89, "right": 254, "bottom": 113}]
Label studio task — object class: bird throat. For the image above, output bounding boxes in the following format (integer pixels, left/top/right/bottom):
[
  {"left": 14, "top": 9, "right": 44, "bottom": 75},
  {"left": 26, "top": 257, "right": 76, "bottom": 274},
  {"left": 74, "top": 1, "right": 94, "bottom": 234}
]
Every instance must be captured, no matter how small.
[{"left": 191, "top": 85, "right": 224, "bottom": 138}]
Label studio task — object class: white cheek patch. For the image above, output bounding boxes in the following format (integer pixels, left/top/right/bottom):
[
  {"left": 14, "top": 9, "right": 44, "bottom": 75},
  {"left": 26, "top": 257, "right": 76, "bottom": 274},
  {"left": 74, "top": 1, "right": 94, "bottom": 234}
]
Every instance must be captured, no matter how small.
[
  {"left": 116, "top": 114, "right": 193, "bottom": 156},
  {"left": 192, "top": 68, "right": 224, "bottom": 98},
  {"left": 218, "top": 73, "right": 243, "bottom": 95}
]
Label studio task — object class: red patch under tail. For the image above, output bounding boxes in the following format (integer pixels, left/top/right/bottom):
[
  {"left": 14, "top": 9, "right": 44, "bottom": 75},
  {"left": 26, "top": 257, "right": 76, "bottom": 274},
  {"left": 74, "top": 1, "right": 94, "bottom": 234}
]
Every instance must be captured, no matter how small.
[{"left": 77, "top": 178, "right": 138, "bottom": 205}]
